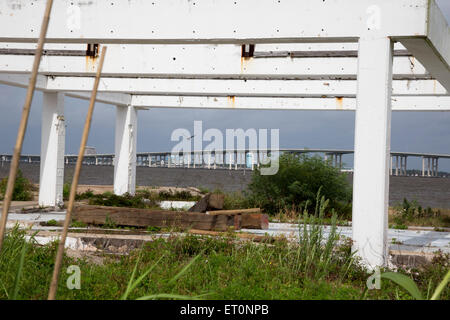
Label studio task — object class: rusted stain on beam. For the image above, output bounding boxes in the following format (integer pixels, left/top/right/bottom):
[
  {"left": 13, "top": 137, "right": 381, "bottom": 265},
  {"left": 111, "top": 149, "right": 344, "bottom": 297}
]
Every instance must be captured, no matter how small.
[
  {"left": 85, "top": 44, "right": 100, "bottom": 72},
  {"left": 227, "top": 95, "right": 236, "bottom": 108}
]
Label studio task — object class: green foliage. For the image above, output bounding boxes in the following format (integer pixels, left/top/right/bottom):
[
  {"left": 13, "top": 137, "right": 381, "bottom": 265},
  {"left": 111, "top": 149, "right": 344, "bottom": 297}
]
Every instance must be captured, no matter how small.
[
  {"left": 392, "top": 198, "right": 449, "bottom": 228},
  {"left": 64, "top": 182, "right": 95, "bottom": 201},
  {"left": 88, "top": 192, "right": 158, "bottom": 209},
  {"left": 0, "top": 225, "right": 448, "bottom": 300},
  {"left": 146, "top": 226, "right": 161, "bottom": 233},
  {"left": 246, "top": 154, "right": 352, "bottom": 217},
  {"left": 0, "top": 170, "right": 34, "bottom": 201},
  {"left": 197, "top": 187, "right": 210, "bottom": 194},
  {"left": 157, "top": 190, "right": 200, "bottom": 201},
  {"left": 85, "top": 189, "right": 200, "bottom": 209},
  {"left": 390, "top": 224, "right": 408, "bottom": 230},
  {"left": 102, "top": 216, "right": 117, "bottom": 229},
  {"left": 0, "top": 226, "right": 55, "bottom": 300},
  {"left": 76, "top": 189, "right": 95, "bottom": 201},
  {"left": 70, "top": 220, "right": 87, "bottom": 228},
  {"left": 381, "top": 270, "right": 450, "bottom": 300},
  {"left": 381, "top": 272, "right": 424, "bottom": 299},
  {"left": 223, "top": 192, "right": 251, "bottom": 210},
  {"left": 46, "top": 220, "right": 59, "bottom": 227},
  {"left": 63, "top": 183, "right": 70, "bottom": 201}
]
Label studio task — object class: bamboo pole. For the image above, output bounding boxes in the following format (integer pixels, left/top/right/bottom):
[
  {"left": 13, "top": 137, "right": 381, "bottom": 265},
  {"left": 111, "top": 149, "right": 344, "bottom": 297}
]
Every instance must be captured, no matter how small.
[
  {"left": 48, "top": 47, "right": 107, "bottom": 300},
  {"left": 0, "top": 0, "right": 54, "bottom": 252}
]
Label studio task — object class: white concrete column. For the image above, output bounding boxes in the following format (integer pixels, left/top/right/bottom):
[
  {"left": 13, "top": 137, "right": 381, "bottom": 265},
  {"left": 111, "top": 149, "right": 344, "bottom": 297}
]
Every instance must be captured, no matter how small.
[
  {"left": 390, "top": 156, "right": 393, "bottom": 176},
  {"left": 422, "top": 157, "right": 425, "bottom": 177},
  {"left": 432, "top": 158, "right": 436, "bottom": 176},
  {"left": 39, "top": 93, "right": 65, "bottom": 207},
  {"left": 400, "top": 157, "right": 404, "bottom": 175},
  {"left": 435, "top": 158, "right": 439, "bottom": 177},
  {"left": 404, "top": 157, "right": 408, "bottom": 176},
  {"left": 114, "top": 105, "right": 137, "bottom": 195},
  {"left": 352, "top": 37, "right": 393, "bottom": 268},
  {"left": 395, "top": 156, "right": 399, "bottom": 176}
]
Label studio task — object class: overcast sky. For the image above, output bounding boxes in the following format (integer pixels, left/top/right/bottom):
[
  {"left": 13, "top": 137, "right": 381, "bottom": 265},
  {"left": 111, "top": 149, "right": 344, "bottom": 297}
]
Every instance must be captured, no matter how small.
[{"left": 0, "top": 1, "right": 449, "bottom": 171}]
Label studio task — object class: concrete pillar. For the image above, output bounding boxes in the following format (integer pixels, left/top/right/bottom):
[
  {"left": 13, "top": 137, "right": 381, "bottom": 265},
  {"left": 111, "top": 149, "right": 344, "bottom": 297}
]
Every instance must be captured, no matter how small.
[
  {"left": 257, "top": 151, "right": 260, "bottom": 169},
  {"left": 395, "top": 156, "right": 399, "bottom": 176},
  {"left": 400, "top": 157, "right": 403, "bottom": 175},
  {"left": 400, "top": 157, "right": 404, "bottom": 175},
  {"left": 39, "top": 93, "right": 66, "bottom": 207},
  {"left": 427, "top": 158, "right": 431, "bottom": 177},
  {"left": 435, "top": 158, "right": 439, "bottom": 177},
  {"left": 431, "top": 158, "right": 434, "bottom": 176},
  {"left": 422, "top": 157, "right": 425, "bottom": 177},
  {"left": 114, "top": 105, "right": 137, "bottom": 195},
  {"left": 404, "top": 157, "right": 408, "bottom": 176},
  {"left": 390, "top": 156, "right": 393, "bottom": 176},
  {"left": 352, "top": 37, "right": 393, "bottom": 268},
  {"left": 251, "top": 152, "right": 255, "bottom": 171}
]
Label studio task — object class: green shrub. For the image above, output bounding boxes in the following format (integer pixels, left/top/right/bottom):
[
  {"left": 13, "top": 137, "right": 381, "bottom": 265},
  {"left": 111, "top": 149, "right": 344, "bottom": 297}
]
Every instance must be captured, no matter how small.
[
  {"left": 76, "top": 189, "right": 95, "bottom": 200},
  {"left": 158, "top": 190, "right": 200, "bottom": 201},
  {"left": 0, "top": 169, "right": 34, "bottom": 201},
  {"left": 223, "top": 192, "right": 251, "bottom": 210},
  {"left": 246, "top": 154, "right": 352, "bottom": 217},
  {"left": 88, "top": 192, "right": 152, "bottom": 208},
  {"left": 70, "top": 220, "right": 87, "bottom": 228},
  {"left": 46, "top": 219, "right": 59, "bottom": 227},
  {"left": 63, "top": 183, "right": 70, "bottom": 201},
  {"left": 392, "top": 198, "right": 449, "bottom": 228}
]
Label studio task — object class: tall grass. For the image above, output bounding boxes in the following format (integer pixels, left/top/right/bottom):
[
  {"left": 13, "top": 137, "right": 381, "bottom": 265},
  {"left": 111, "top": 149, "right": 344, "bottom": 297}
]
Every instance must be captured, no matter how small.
[
  {"left": 0, "top": 225, "right": 38, "bottom": 299},
  {"left": 0, "top": 203, "right": 447, "bottom": 300},
  {"left": 295, "top": 190, "right": 355, "bottom": 280}
]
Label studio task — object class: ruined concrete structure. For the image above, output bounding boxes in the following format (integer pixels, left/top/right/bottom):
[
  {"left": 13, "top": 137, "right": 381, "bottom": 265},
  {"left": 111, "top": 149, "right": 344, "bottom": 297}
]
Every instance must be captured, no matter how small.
[{"left": 0, "top": 0, "right": 449, "bottom": 267}]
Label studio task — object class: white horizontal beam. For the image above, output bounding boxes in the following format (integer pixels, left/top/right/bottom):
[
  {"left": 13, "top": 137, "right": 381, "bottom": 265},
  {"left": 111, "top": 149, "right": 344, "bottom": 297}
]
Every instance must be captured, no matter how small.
[
  {"left": 0, "top": 73, "right": 131, "bottom": 106},
  {"left": 65, "top": 92, "right": 131, "bottom": 107},
  {"left": 401, "top": 1, "right": 450, "bottom": 91},
  {"left": 0, "top": 0, "right": 428, "bottom": 43},
  {"left": 0, "top": 73, "right": 48, "bottom": 89},
  {"left": 2, "top": 73, "right": 446, "bottom": 109},
  {"left": 131, "top": 95, "right": 450, "bottom": 111},
  {"left": 0, "top": 46, "right": 430, "bottom": 79},
  {"left": 46, "top": 77, "right": 447, "bottom": 97}
]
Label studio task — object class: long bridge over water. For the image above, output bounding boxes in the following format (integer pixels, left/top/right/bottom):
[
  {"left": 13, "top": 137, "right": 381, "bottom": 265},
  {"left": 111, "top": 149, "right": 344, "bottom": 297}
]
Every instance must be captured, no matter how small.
[{"left": 2, "top": 149, "right": 448, "bottom": 177}]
